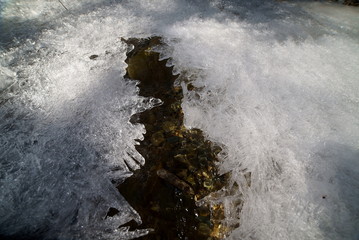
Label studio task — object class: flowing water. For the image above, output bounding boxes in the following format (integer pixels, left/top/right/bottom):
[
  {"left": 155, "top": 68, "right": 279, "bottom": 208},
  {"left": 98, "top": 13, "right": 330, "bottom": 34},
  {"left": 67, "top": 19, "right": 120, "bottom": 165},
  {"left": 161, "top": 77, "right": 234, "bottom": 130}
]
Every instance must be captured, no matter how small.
[
  {"left": 118, "top": 37, "right": 231, "bottom": 239},
  {"left": 0, "top": 0, "right": 358, "bottom": 240}
]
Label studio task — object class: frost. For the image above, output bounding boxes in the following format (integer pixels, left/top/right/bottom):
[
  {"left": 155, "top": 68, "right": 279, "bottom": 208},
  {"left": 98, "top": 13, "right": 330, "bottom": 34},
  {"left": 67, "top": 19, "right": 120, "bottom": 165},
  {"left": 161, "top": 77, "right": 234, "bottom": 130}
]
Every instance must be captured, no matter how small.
[
  {"left": 165, "top": 5, "right": 359, "bottom": 239},
  {"left": 0, "top": 1, "right": 157, "bottom": 239}
]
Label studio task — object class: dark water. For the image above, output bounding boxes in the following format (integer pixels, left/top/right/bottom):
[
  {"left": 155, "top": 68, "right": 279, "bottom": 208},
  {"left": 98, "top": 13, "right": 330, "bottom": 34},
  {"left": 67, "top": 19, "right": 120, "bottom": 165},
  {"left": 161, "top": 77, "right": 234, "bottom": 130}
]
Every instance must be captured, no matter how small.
[{"left": 118, "top": 37, "right": 231, "bottom": 240}]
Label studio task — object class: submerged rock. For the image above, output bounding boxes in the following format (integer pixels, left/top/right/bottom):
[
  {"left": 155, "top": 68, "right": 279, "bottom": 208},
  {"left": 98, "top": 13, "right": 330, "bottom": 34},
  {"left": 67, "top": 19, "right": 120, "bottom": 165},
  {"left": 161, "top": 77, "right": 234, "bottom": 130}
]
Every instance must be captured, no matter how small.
[{"left": 157, "top": 169, "right": 195, "bottom": 196}]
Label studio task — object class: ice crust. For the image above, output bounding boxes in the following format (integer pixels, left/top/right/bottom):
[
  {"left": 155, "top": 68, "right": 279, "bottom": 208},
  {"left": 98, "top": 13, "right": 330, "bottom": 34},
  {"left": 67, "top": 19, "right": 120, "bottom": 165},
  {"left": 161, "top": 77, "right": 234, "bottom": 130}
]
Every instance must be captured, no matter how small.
[{"left": 0, "top": 0, "right": 358, "bottom": 239}]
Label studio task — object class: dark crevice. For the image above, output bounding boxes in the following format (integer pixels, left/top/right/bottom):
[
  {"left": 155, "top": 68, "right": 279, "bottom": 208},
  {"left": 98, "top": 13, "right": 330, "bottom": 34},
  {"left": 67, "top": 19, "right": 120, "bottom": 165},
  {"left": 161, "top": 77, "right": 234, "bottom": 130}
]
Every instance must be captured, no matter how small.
[{"left": 117, "top": 37, "right": 231, "bottom": 240}]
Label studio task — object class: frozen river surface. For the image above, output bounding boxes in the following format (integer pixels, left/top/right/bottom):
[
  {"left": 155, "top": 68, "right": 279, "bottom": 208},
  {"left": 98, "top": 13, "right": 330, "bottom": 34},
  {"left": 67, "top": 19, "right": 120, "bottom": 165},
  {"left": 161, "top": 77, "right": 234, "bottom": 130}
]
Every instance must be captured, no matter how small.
[{"left": 0, "top": 0, "right": 358, "bottom": 239}]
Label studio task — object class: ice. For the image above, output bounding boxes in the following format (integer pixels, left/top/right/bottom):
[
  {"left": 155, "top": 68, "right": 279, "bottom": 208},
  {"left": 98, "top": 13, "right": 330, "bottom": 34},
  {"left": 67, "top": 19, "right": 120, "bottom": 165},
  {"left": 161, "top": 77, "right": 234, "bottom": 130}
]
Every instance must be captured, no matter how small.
[
  {"left": 0, "top": 66, "right": 16, "bottom": 92},
  {"left": 0, "top": 1, "right": 157, "bottom": 239},
  {"left": 164, "top": 2, "right": 359, "bottom": 239},
  {"left": 1, "top": 0, "right": 359, "bottom": 239}
]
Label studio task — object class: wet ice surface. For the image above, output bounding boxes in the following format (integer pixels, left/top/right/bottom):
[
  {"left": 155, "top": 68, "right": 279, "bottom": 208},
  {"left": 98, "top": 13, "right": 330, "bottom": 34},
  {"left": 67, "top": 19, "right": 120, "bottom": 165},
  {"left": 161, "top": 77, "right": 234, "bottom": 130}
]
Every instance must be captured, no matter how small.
[{"left": 0, "top": 0, "right": 359, "bottom": 239}]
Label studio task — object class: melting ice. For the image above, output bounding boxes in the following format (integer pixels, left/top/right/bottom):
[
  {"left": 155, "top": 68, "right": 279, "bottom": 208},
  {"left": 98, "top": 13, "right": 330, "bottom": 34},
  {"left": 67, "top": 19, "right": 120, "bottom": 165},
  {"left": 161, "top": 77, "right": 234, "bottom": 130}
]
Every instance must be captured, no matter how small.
[{"left": 0, "top": 0, "right": 358, "bottom": 239}]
